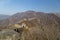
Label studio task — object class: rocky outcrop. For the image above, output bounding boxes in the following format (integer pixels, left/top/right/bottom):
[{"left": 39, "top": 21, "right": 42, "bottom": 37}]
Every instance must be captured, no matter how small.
[{"left": 0, "top": 29, "right": 20, "bottom": 40}]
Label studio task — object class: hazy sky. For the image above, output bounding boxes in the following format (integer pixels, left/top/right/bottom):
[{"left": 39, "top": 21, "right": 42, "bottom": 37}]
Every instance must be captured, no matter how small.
[{"left": 0, "top": 0, "right": 60, "bottom": 15}]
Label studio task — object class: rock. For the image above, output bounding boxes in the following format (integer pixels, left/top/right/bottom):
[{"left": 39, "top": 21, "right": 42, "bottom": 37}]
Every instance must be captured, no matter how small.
[{"left": 0, "top": 29, "right": 20, "bottom": 40}]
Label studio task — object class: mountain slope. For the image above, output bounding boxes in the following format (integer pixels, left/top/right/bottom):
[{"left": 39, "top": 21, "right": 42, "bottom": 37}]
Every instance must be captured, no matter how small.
[
  {"left": 11, "top": 12, "right": 60, "bottom": 40},
  {"left": 0, "top": 11, "right": 60, "bottom": 40},
  {"left": 55, "top": 13, "right": 60, "bottom": 18}
]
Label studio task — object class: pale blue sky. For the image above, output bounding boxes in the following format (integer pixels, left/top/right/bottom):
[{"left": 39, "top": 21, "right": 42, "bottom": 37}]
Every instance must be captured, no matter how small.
[{"left": 0, "top": 0, "right": 60, "bottom": 15}]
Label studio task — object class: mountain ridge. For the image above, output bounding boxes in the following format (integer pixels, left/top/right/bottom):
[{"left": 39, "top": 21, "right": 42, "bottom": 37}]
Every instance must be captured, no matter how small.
[{"left": 0, "top": 11, "right": 60, "bottom": 29}]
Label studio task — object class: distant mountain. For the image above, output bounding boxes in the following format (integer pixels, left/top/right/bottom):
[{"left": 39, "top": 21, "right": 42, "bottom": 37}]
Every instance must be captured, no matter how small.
[{"left": 0, "top": 14, "right": 10, "bottom": 20}]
